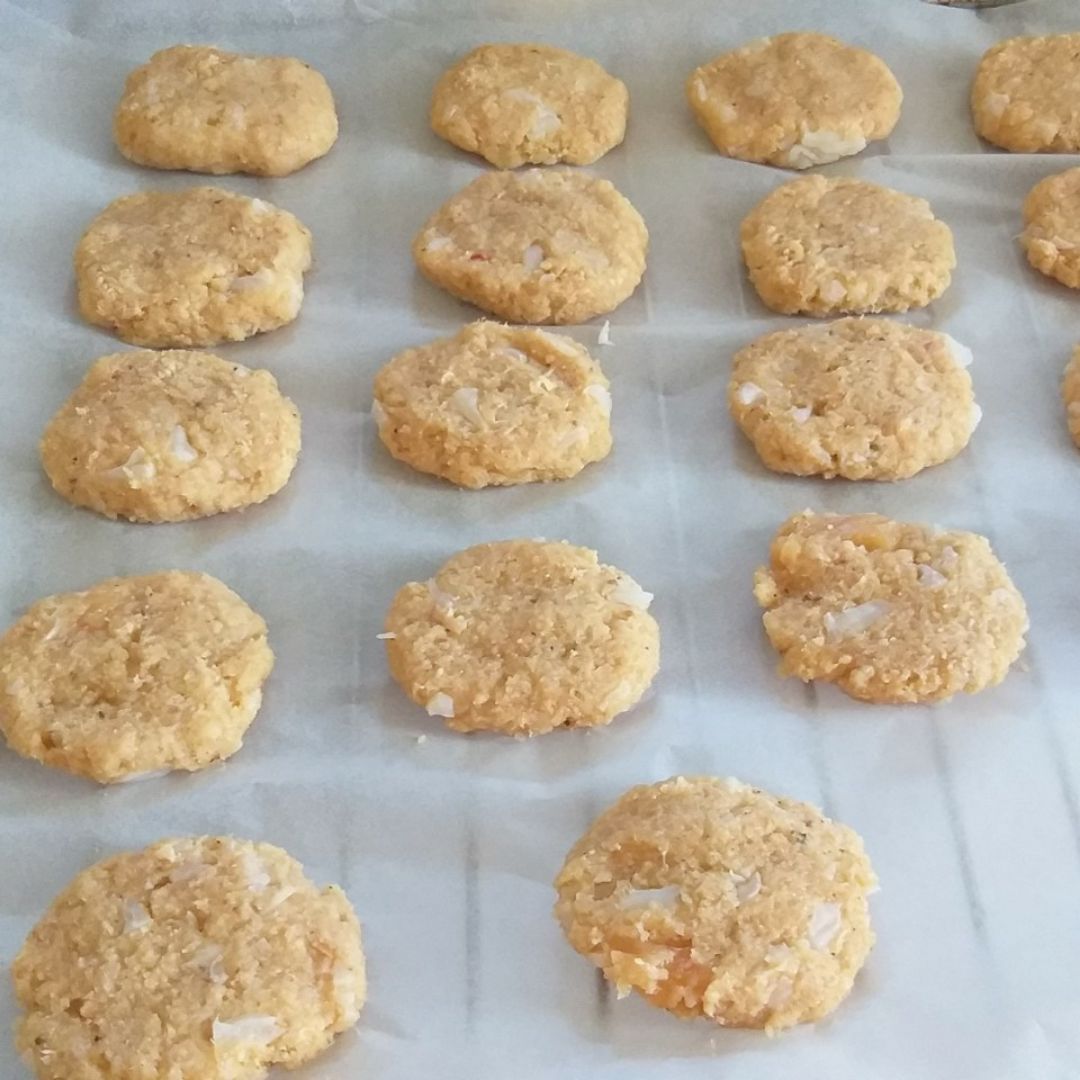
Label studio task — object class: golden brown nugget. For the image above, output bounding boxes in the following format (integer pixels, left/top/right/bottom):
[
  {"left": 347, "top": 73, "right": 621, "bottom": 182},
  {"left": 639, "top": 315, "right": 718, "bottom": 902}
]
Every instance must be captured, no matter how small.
[
  {"left": 373, "top": 321, "right": 611, "bottom": 488},
  {"left": 41, "top": 350, "right": 300, "bottom": 523},
  {"left": 0, "top": 571, "right": 272, "bottom": 783},
  {"left": 740, "top": 176, "right": 955, "bottom": 316},
  {"left": 554, "top": 776, "right": 877, "bottom": 1031},
  {"left": 689, "top": 33, "right": 901, "bottom": 168},
  {"left": 114, "top": 45, "right": 338, "bottom": 176},
  {"left": 75, "top": 187, "right": 312, "bottom": 348},
  {"left": 1021, "top": 167, "right": 1080, "bottom": 289},
  {"left": 384, "top": 539, "right": 659, "bottom": 735},
  {"left": 413, "top": 169, "right": 648, "bottom": 324},
  {"left": 13, "top": 837, "right": 364, "bottom": 1079},
  {"left": 431, "top": 43, "right": 628, "bottom": 167},
  {"left": 753, "top": 511, "right": 1028, "bottom": 704},
  {"left": 972, "top": 33, "right": 1080, "bottom": 152},
  {"left": 729, "top": 319, "right": 978, "bottom": 480}
]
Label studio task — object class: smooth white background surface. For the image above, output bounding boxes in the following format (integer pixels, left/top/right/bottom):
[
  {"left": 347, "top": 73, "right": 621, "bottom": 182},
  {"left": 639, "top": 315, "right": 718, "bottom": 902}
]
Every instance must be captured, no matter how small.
[{"left": 1, "top": 0, "right": 1079, "bottom": 1076}]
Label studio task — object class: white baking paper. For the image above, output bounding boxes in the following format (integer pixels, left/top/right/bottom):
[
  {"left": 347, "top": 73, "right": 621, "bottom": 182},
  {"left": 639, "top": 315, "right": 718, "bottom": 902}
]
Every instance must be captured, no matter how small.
[{"left": 1, "top": 0, "right": 1080, "bottom": 1076}]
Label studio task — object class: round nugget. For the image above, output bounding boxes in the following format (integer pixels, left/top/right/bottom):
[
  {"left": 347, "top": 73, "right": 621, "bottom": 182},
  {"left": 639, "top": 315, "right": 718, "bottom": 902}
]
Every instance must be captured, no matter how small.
[
  {"left": 75, "top": 187, "right": 312, "bottom": 348},
  {"left": 1020, "top": 167, "right": 1080, "bottom": 289},
  {"left": 41, "top": 350, "right": 301, "bottom": 523},
  {"left": 972, "top": 34, "right": 1080, "bottom": 153},
  {"left": 373, "top": 321, "right": 611, "bottom": 488},
  {"left": 384, "top": 540, "right": 659, "bottom": 735},
  {"left": 688, "top": 33, "right": 901, "bottom": 169},
  {"left": 0, "top": 571, "right": 273, "bottom": 783},
  {"left": 114, "top": 45, "right": 338, "bottom": 176},
  {"left": 729, "top": 319, "right": 978, "bottom": 480},
  {"left": 431, "top": 43, "right": 628, "bottom": 168},
  {"left": 413, "top": 169, "right": 648, "bottom": 324},
  {"left": 752, "top": 511, "right": 1028, "bottom": 704},
  {"left": 1062, "top": 346, "right": 1080, "bottom": 448},
  {"left": 13, "top": 836, "right": 365, "bottom": 1080},
  {"left": 554, "top": 775, "right": 877, "bottom": 1031},
  {"left": 740, "top": 176, "right": 955, "bottom": 316}
]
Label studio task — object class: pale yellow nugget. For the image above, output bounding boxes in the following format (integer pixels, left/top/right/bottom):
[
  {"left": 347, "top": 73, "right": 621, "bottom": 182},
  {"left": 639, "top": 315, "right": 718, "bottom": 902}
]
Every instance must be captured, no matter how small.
[
  {"left": 688, "top": 32, "right": 901, "bottom": 168},
  {"left": 972, "top": 33, "right": 1080, "bottom": 153},
  {"left": 555, "top": 775, "right": 877, "bottom": 1032},
  {"left": 729, "top": 319, "right": 977, "bottom": 480},
  {"left": 740, "top": 175, "right": 955, "bottom": 316},
  {"left": 373, "top": 320, "right": 611, "bottom": 488},
  {"left": 413, "top": 169, "right": 647, "bottom": 324},
  {"left": 75, "top": 187, "right": 312, "bottom": 348},
  {"left": 0, "top": 571, "right": 272, "bottom": 783},
  {"left": 13, "top": 836, "right": 365, "bottom": 1080},
  {"left": 41, "top": 350, "right": 300, "bottom": 523},
  {"left": 432, "top": 43, "right": 627, "bottom": 168},
  {"left": 384, "top": 539, "right": 659, "bottom": 735},
  {"left": 115, "top": 44, "right": 338, "bottom": 176},
  {"left": 753, "top": 511, "right": 1028, "bottom": 704}
]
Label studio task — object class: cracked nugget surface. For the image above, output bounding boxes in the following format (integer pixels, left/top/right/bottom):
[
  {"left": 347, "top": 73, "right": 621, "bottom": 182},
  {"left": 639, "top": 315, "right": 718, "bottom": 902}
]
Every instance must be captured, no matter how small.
[
  {"left": 384, "top": 539, "right": 659, "bottom": 735},
  {"left": 431, "top": 43, "right": 627, "bottom": 167},
  {"left": 554, "top": 775, "right": 877, "bottom": 1031},
  {"left": 0, "top": 571, "right": 272, "bottom": 782},
  {"left": 13, "top": 836, "right": 364, "bottom": 1079},
  {"left": 373, "top": 320, "right": 611, "bottom": 488},
  {"left": 729, "top": 319, "right": 977, "bottom": 480},
  {"left": 740, "top": 176, "right": 955, "bottom": 316},
  {"left": 753, "top": 511, "right": 1028, "bottom": 703},
  {"left": 688, "top": 32, "right": 901, "bottom": 169},
  {"left": 972, "top": 34, "right": 1080, "bottom": 152},
  {"left": 75, "top": 187, "right": 312, "bottom": 348},
  {"left": 41, "top": 350, "right": 300, "bottom": 523},
  {"left": 413, "top": 169, "right": 647, "bottom": 324}
]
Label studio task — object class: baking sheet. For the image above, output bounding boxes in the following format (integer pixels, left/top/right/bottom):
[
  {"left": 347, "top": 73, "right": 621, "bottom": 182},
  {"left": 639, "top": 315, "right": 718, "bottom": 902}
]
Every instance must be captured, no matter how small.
[{"left": 2, "top": 0, "right": 1080, "bottom": 1076}]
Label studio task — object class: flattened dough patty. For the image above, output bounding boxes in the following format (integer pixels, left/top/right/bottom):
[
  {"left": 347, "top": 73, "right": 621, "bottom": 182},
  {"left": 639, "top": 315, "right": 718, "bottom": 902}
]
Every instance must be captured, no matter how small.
[
  {"left": 753, "top": 511, "right": 1028, "bottom": 703},
  {"left": 413, "top": 169, "right": 647, "bottom": 324},
  {"left": 384, "top": 539, "right": 659, "bottom": 735},
  {"left": 729, "top": 319, "right": 977, "bottom": 480},
  {"left": 75, "top": 187, "right": 312, "bottom": 348},
  {"left": 13, "top": 836, "right": 364, "bottom": 1080},
  {"left": 114, "top": 44, "right": 338, "bottom": 176},
  {"left": 1021, "top": 167, "right": 1080, "bottom": 289},
  {"left": 554, "top": 775, "right": 877, "bottom": 1031},
  {"left": 0, "top": 571, "right": 273, "bottom": 783},
  {"left": 972, "top": 33, "right": 1080, "bottom": 153},
  {"left": 431, "top": 43, "right": 628, "bottom": 167},
  {"left": 688, "top": 33, "right": 901, "bottom": 168},
  {"left": 740, "top": 175, "right": 955, "bottom": 316},
  {"left": 373, "top": 320, "right": 611, "bottom": 488},
  {"left": 41, "top": 350, "right": 301, "bottom": 523}
]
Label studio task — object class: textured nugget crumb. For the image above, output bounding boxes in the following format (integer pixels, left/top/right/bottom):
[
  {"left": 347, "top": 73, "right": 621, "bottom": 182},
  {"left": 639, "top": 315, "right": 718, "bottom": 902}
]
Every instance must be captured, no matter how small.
[
  {"left": 554, "top": 775, "right": 877, "bottom": 1031},
  {"left": 729, "top": 319, "right": 976, "bottom": 480},
  {"left": 688, "top": 33, "right": 900, "bottom": 168},
  {"left": 752, "top": 511, "right": 1028, "bottom": 703},
  {"left": 114, "top": 45, "right": 337, "bottom": 176},
  {"left": 0, "top": 571, "right": 273, "bottom": 782},
  {"left": 972, "top": 34, "right": 1080, "bottom": 153},
  {"left": 40, "top": 349, "right": 300, "bottom": 522},
  {"left": 75, "top": 187, "right": 312, "bottom": 348},
  {"left": 384, "top": 539, "right": 659, "bottom": 735},
  {"left": 13, "top": 836, "right": 364, "bottom": 1079},
  {"left": 432, "top": 43, "right": 627, "bottom": 168},
  {"left": 740, "top": 176, "right": 954, "bottom": 316},
  {"left": 373, "top": 320, "right": 611, "bottom": 487},
  {"left": 413, "top": 169, "right": 647, "bottom": 325}
]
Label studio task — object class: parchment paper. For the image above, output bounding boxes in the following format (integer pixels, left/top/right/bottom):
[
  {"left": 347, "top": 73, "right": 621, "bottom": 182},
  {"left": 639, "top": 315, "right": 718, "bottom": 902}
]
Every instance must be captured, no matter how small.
[{"left": 2, "top": 1, "right": 1080, "bottom": 1076}]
